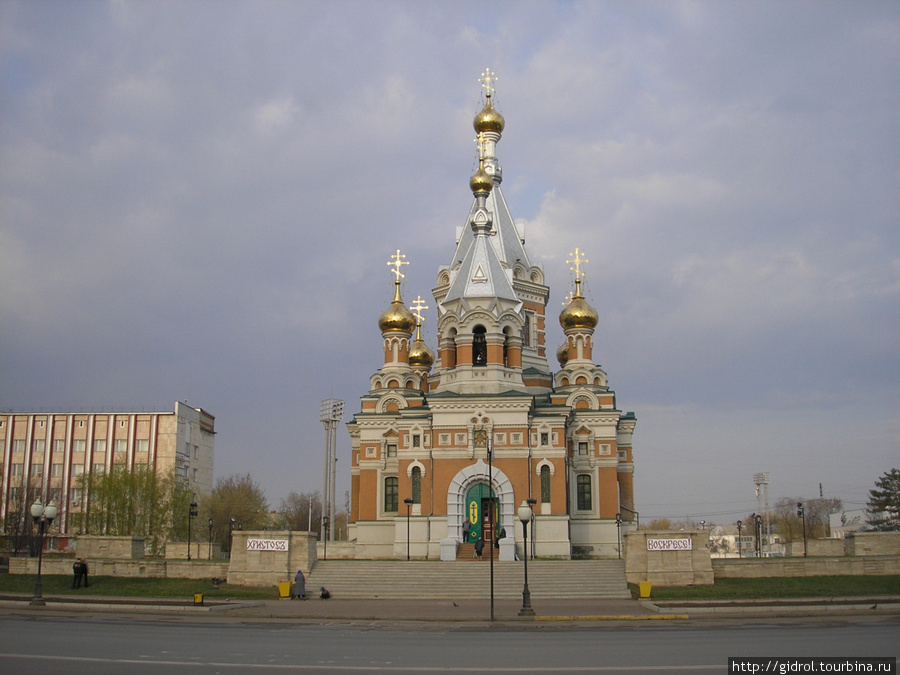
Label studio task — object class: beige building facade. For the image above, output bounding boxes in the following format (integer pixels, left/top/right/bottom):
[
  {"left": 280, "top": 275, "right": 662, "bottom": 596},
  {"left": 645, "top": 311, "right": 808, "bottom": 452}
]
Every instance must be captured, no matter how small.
[{"left": 0, "top": 401, "right": 214, "bottom": 537}]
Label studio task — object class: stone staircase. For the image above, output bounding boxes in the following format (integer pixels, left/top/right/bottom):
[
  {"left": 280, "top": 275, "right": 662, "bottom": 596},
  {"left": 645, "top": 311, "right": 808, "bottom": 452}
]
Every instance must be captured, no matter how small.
[{"left": 306, "top": 559, "right": 630, "bottom": 599}]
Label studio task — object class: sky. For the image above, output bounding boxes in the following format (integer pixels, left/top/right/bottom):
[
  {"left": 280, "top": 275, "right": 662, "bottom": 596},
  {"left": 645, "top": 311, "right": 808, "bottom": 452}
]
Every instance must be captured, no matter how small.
[{"left": 2, "top": 0, "right": 898, "bottom": 525}]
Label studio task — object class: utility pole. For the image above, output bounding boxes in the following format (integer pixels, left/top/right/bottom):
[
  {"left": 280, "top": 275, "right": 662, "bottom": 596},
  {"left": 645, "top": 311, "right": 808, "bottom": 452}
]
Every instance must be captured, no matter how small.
[
  {"left": 753, "top": 473, "right": 770, "bottom": 556},
  {"left": 320, "top": 399, "right": 344, "bottom": 542}
]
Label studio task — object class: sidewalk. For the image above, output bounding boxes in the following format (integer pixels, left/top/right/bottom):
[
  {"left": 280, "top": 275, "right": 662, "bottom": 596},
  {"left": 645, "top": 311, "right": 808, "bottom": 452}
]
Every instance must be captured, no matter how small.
[{"left": 2, "top": 593, "right": 898, "bottom": 625}]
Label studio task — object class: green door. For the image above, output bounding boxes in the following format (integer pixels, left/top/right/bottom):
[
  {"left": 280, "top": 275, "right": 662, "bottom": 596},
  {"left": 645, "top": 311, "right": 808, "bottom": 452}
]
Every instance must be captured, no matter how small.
[{"left": 464, "top": 483, "right": 497, "bottom": 543}]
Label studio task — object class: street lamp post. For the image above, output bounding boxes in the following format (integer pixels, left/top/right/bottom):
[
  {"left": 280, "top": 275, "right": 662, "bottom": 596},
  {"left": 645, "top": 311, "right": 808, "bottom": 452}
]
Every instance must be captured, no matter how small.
[
  {"left": 30, "top": 499, "right": 58, "bottom": 607},
  {"left": 754, "top": 514, "right": 762, "bottom": 557},
  {"left": 517, "top": 499, "right": 536, "bottom": 617},
  {"left": 736, "top": 520, "right": 743, "bottom": 559},
  {"left": 322, "top": 516, "right": 329, "bottom": 561},
  {"left": 208, "top": 518, "right": 214, "bottom": 560},
  {"left": 797, "top": 502, "right": 807, "bottom": 557},
  {"left": 404, "top": 497, "right": 414, "bottom": 561},
  {"left": 187, "top": 501, "right": 198, "bottom": 560},
  {"left": 229, "top": 518, "right": 236, "bottom": 557},
  {"left": 615, "top": 513, "right": 622, "bottom": 560}
]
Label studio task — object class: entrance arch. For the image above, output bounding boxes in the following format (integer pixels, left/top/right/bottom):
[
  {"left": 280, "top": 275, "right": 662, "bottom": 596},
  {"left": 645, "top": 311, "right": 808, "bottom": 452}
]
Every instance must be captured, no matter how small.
[
  {"left": 447, "top": 460, "right": 515, "bottom": 542},
  {"left": 463, "top": 482, "right": 496, "bottom": 543}
]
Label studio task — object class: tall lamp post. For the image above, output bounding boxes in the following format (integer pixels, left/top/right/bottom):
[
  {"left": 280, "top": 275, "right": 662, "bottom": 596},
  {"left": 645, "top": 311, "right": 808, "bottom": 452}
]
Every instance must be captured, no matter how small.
[
  {"left": 322, "top": 516, "right": 329, "bottom": 561},
  {"left": 615, "top": 513, "right": 622, "bottom": 560},
  {"left": 736, "top": 520, "right": 743, "bottom": 559},
  {"left": 404, "top": 497, "right": 414, "bottom": 560},
  {"left": 517, "top": 499, "right": 536, "bottom": 617},
  {"left": 797, "top": 502, "right": 807, "bottom": 557},
  {"left": 208, "top": 518, "right": 214, "bottom": 560},
  {"left": 187, "top": 501, "right": 198, "bottom": 560},
  {"left": 30, "top": 499, "right": 58, "bottom": 606},
  {"left": 754, "top": 514, "right": 762, "bottom": 557}
]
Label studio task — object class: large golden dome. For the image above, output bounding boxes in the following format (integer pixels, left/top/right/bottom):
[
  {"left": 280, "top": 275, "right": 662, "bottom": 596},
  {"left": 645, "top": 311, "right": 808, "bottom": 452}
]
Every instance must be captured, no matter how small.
[
  {"left": 559, "top": 280, "right": 598, "bottom": 330},
  {"left": 378, "top": 283, "right": 416, "bottom": 333},
  {"left": 556, "top": 342, "right": 569, "bottom": 367},
  {"left": 473, "top": 93, "right": 505, "bottom": 134}
]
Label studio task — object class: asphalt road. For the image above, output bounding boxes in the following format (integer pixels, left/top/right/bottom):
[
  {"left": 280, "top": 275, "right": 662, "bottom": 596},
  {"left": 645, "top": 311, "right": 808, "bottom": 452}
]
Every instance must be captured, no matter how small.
[{"left": 1, "top": 615, "right": 898, "bottom": 673}]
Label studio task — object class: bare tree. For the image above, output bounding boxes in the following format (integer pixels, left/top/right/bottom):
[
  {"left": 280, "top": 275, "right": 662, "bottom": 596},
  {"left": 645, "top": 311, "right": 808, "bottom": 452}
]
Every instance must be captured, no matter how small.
[
  {"left": 202, "top": 473, "right": 269, "bottom": 552},
  {"left": 274, "top": 491, "right": 322, "bottom": 533}
]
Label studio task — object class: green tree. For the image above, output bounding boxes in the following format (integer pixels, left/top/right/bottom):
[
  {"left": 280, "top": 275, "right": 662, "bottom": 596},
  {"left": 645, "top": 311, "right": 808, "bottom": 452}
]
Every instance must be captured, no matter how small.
[
  {"left": 72, "top": 466, "right": 186, "bottom": 555},
  {"left": 202, "top": 473, "right": 268, "bottom": 551},
  {"left": 867, "top": 468, "right": 900, "bottom": 531}
]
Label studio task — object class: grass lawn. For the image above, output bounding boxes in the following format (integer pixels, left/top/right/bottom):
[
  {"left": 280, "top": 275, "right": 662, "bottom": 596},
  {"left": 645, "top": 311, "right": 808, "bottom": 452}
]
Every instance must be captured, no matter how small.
[
  {"left": 0, "top": 574, "right": 279, "bottom": 601},
  {"left": 630, "top": 575, "right": 900, "bottom": 601}
]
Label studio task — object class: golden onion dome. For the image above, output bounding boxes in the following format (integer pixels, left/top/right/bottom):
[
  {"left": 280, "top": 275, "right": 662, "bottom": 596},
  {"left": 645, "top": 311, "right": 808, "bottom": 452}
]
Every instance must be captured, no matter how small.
[
  {"left": 408, "top": 325, "right": 435, "bottom": 370},
  {"left": 473, "top": 93, "right": 505, "bottom": 134},
  {"left": 470, "top": 159, "right": 493, "bottom": 194},
  {"left": 378, "top": 283, "right": 416, "bottom": 334},
  {"left": 559, "top": 279, "right": 599, "bottom": 331},
  {"left": 556, "top": 342, "right": 569, "bottom": 367}
]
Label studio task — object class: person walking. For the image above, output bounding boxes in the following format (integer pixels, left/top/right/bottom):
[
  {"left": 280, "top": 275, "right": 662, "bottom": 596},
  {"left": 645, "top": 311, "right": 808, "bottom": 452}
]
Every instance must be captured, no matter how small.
[
  {"left": 462, "top": 518, "right": 470, "bottom": 543},
  {"left": 474, "top": 537, "right": 485, "bottom": 559},
  {"left": 80, "top": 558, "right": 90, "bottom": 588}
]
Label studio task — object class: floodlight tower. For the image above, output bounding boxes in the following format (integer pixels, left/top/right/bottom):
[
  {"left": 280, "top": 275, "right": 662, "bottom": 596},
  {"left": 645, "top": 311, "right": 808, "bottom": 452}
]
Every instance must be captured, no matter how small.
[
  {"left": 753, "top": 472, "right": 770, "bottom": 556},
  {"left": 320, "top": 398, "right": 344, "bottom": 541}
]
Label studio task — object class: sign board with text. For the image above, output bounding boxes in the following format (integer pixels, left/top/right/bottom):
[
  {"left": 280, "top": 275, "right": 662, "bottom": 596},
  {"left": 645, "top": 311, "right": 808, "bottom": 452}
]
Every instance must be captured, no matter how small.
[
  {"left": 246, "top": 539, "right": 289, "bottom": 552},
  {"left": 646, "top": 538, "right": 692, "bottom": 551}
]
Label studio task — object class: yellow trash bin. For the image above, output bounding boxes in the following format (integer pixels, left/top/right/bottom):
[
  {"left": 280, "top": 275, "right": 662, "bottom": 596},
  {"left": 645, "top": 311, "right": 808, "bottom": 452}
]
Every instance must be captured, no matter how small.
[
  {"left": 638, "top": 581, "right": 652, "bottom": 599},
  {"left": 278, "top": 581, "right": 292, "bottom": 599},
  {"left": 194, "top": 593, "right": 204, "bottom": 606}
]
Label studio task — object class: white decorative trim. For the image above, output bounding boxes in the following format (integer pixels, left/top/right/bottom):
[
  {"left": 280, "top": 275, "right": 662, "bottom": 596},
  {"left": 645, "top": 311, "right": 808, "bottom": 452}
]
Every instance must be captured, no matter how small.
[
  {"left": 446, "top": 460, "right": 516, "bottom": 542},
  {"left": 565, "top": 390, "right": 599, "bottom": 409},
  {"left": 376, "top": 394, "right": 408, "bottom": 414},
  {"left": 406, "top": 459, "right": 426, "bottom": 478},
  {"left": 535, "top": 458, "right": 555, "bottom": 476}
]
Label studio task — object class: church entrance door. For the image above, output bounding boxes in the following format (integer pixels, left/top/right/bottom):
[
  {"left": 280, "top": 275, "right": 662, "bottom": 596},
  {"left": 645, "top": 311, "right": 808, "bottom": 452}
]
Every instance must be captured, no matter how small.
[{"left": 464, "top": 483, "right": 497, "bottom": 544}]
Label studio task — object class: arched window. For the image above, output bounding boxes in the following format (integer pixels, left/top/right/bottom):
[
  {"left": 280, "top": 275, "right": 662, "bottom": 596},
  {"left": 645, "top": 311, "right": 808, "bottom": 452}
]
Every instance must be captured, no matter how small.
[
  {"left": 473, "top": 325, "right": 487, "bottom": 365},
  {"left": 540, "top": 465, "right": 551, "bottom": 504},
  {"left": 576, "top": 474, "right": 592, "bottom": 511},
  {"left": 503, "top": 328, "right": 510, "bottom": 367},
  {"left": 384, "top": 477, "right": 398, "bottom": 512},
  {"left": 411, "top": 466, "right": 421, "bottom": 504}
]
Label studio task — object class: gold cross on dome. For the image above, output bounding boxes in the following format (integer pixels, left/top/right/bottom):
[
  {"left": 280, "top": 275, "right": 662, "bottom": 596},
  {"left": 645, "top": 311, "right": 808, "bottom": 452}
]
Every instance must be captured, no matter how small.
[
  {"left": 561, "top": 290, "right": 573, "bottom": 307},
  {"left": 474, "top": 133, "right": 486, "bottom": 159},
  {"left": 387, "top": 249, "right": 409, "bottom": 282},
  {"left": 409, "top": 295, "right": 429, "bottom": 324},
  {"left": 567, "top": 248, "right": 589, "bottom": 281},
  {"left": 479, "top": 68, "right": 498, "bottom": 96}
]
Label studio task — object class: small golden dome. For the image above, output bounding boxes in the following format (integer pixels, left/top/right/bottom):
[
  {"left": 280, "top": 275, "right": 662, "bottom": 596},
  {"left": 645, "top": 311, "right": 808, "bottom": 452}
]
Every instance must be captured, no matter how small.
[
  {"left": 470, "top": 159, "right": 493, "bottom": 194},
  {"left": 556, "top": 342, "right": 569, "bottom": 367},
  {"left": 474, "top": 93, "right": 505, "bottom": 134},
  {"left": 409, "top": 326, "right": 435, "bottom": 370},
  {"left": 379, "top": 283, "right": 416, "bottom": 334},
  {"left": 559, "top": 279, "right": 599, "bottom": 330}
]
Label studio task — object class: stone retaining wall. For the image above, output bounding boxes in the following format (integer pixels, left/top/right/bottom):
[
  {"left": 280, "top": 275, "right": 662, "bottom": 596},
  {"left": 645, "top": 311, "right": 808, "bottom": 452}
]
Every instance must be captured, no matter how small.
[
  {"left": 712, "top": 556, "right": 900, "bottom": 578},
  {"left": 624, "top": 530, "right": 714, "bottom": 586},
  {"left": 844, "top": 532, "right": 900, "bottom": 556},
  {"left": 8, "top": 557, "right": 229, "bottom": 579}
]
